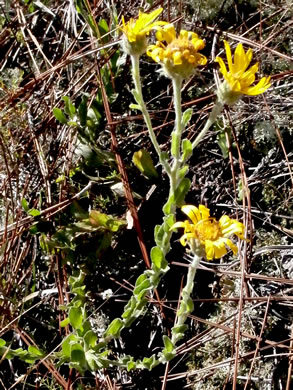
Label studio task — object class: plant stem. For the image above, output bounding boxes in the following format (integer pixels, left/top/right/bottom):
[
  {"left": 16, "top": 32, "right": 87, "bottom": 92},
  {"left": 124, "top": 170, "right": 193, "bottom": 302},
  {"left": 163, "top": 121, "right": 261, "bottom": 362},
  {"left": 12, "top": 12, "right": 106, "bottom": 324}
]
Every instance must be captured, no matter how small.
[
  {"left": 191, "top": 100, "right": 223, "bottom": 150},
  {"left": 171, "top": 248, "right": 202, "bottom": 346},
  {"left": 130, "top": 54, "right": 171, "bottom": 175},
  {"left": 171, "top": 76, "right": 183, "bottom": 161}
]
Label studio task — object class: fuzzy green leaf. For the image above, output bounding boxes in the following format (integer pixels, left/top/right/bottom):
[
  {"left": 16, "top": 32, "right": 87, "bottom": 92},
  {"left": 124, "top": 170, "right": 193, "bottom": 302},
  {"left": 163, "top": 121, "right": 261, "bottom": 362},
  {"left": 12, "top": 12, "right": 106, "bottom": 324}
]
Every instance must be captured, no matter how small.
[
  {"left": 127, "top": 360, "right": 136, "bottom": 371},
  {"left": 105, "top": 318, "right": 123, "bottom": 338},
  {"left": 181, "top": 138, "right": 193, "bottom": 161},
  {"left": 28, "top": 345, "right": 43, "bottom": 356},
  {"left": 131, "top": 89, "right": 141, "bottom": 104},
  {"left": 171, "top": 132, "right": 179, "bottom": 158},
  {"left": 171, "top": 324, "right": 188, "bottom": 334},
  {"left": 84, "top": 330, "right": 97, "bottom": 349},
  {"left": 186, "top": 298, "right": 194, "bottom": 313},
  {"left": 129, "top": 103, "right": 141, "bottom": 111},
  {"left": 173, "top": 178, "right": 191, "bottom": 207},
  {"left": 150, "top": 246, "right": 167, "bottom": 271},
  {"left": 61, "top": 334, "right": 78, "bottom": 358},
  {"left": 70, "top": 343, "right": 86, "bottom": 365},
  {"left": 133, "top": 278, "right": 151, "bottom": 296},
  {"left": 182, "top": 108, "right": 193, "bottom": 127},
  {"left": 154, "top": 224, "right": 165, "bottom": 247},
  {"left": 142, "top": 354, "right": 157, "bottom": 370},
  {"left": 69, "top": 307, "right": 83, "bottom": 330},
  {"left": 163, "top": 335, "right": 174, "bottom": 353}
]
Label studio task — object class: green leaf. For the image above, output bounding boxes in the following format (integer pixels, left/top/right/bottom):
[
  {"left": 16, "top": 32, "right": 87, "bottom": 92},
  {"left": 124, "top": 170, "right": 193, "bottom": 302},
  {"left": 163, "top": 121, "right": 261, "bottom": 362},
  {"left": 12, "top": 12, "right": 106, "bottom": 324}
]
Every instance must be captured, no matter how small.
[
  {"left": 28, "top": 208, "right": 41, "bottom": 217},
  {"left": 60, "top": 317, "right": 70, "bottom": 327},
  {"left": 62, "top": 334, "right": 78, "bottom": 358},
  {"left": 29, "top": 224, "right": 39, "bottom": 235},
  {"left": 28, "top": 345, "right": 43, "bottom": 356},
  {"left": 84, "top": 330, "right": 97, "bottom": 349},
  {"left": 171, "top": 324, "right": 188, "bottom": 334},
  {"left": 162, "top": 335, "right": 176, "bottom": 361},
  {"left": 98, "top": 19, "right": 109, "bottom": 42},
  {"left": 186, "top": 298, "right": 194, "bottom": 313},
  {"left": 89, "top": 210, "right": 125, "bottom": 232},
  {"left": 160, "top": 151, "right": 169, "bottom": 165},
  {"left": 127, "top": 360, "right": 136, "bottom": 371},
  {"left": 171, "top": 132, "right": 179, "bottom": 158},
  {"left": 142, "top": 354, "right": 157, "bottom": 370},
  {"left": 163, "top": 215, "right": 175, "bottom": 231},
  {"left": 0, "top": 339, "right": 6, "bottom": 347},
  {"left": 154, "top": 224, "right": 165, "bottom": 247},
  {"left": 182, "top": 108, "right": 193, "bottom": 127},
  {"left": 173, "top": 178, "right": 191, "bottom": 207},
  {"left": 75, "top": 0, "right": 83, "bottom": 14},
  {"left": 162, "top": 194, "right": 175, "bottom": 215},
  {"left": 105, "top": 318, "right": 123, "bottom": 338},
  {"left": 181, "top": 138, "right": 193, "bottom": 161},
  {"left": 129, "top": 103, "right": 141, "bottom": 111},
  {"left": 62, "top": 96, "right": 76, "bottom": 118},
  {"left": 217, "top": 130, "right": 229, "bottom": 158},
  {"left": 70, "top": 343, "right": 86, "bottom": 365},
  {"left": 53, "top": 108, "right": 67, "bottom": 124},
  {"left": 163, "top": 335, "right": 174, "bottom": 353},
  {"left": 21, "top": 198, "right": 29, "bottom": 212},
  {"left": 132, "top": 150, "right": 158, "bottom": 179},
  {"left": 78, "top": 96, "right": 88, "bottom": 126},
  {"left": 177, "top": 165, "right": 189, "bottom": 180},
  {"left": 122, "top": 296, "right": 136, "bottom": 319},
  {"left": 135, "top": 273, "right": 148, "bottom": 287},
  {"left": 150, "top": 246, "right": 168, "bottom": 271},
  {"left": 69, "top": 307, "right": 83, "bottom": 330},
  {"left": 85, "top": 350, "right": 98, "bottom": 370},
  {"left": 133, "top": 278, "right": 151, "bottom": 296},
  {"left": 131, "top": 89, "right": 141, "bottom": 104},
  {"left": 87, "top": 15, "right": 99, "bottom": 38}
]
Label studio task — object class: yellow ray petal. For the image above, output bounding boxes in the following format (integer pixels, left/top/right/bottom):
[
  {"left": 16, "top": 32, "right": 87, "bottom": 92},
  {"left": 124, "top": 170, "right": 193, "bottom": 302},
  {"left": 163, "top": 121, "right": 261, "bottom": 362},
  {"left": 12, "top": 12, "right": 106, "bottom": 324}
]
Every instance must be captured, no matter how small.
[
  {"left": 222, "top": 237, "right": 238, "bottom": 255},
  {"left": 224, "top": 40, "right": 233, "bottom": 73},
  {"left": 199, "top": 204, "right": 210, "bottom": 220},
  {"left": 204, "top": 240, "right": 215, "bottom": 260},
  {"left": 182, "top": 205, "right": 201, "bottom": 224}
]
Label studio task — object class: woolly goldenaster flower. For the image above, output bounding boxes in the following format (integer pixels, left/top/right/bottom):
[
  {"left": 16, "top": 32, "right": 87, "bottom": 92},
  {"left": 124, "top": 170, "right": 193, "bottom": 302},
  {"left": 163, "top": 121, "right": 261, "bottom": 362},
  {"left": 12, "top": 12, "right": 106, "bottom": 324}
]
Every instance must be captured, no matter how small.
[
  {"left": 215, "top": 40, "right": 271, "bottom": 104},
  {"left": 171, "top": 204, "right": 246, "bottom": 260},
  {"left": 147, "top": 24, "right": 207, "bottom": 79},
  {"left": 121, "top": 8, "right": 167, "bottom": 55}
]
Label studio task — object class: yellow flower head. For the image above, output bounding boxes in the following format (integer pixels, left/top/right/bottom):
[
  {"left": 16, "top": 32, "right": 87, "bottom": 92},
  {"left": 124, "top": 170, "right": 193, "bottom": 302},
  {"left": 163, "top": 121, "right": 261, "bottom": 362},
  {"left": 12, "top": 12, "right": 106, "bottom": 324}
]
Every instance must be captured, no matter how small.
[
  {"left": 121, "top": 8, "right": 167, "bottom": 55},
  {"left": 215, "top": 40, "right": 271, "bottom": 104},
  {"left": 147, "top": 24, "right": 207, "bottom": 79},
  {"left": 171, "top": 204, "right": 246, "bottom": 260}
]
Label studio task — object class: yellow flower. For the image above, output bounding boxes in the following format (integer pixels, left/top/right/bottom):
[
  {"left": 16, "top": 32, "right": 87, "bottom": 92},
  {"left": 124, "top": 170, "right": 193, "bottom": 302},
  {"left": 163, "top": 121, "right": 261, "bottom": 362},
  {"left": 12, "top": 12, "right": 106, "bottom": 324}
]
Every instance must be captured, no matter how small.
[
  {"left": 215, "top": 40, "right": 271, "bottom": 104},
  {"left": 147, "top": 24, "right": 207, "bottom": 79},
  {"left": 171, "top": 204, "right": 246, "bottom": 260},
  {"left": 121, "top": 8, "right": 167, "bottom": 55}
]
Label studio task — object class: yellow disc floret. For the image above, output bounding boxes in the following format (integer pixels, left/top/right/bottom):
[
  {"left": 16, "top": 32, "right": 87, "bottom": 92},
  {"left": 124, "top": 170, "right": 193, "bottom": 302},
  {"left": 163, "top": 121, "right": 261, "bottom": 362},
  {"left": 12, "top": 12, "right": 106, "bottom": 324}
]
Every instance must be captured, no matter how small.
[{"left": 147, "top": 24, "right": 207, "bottom": 79}]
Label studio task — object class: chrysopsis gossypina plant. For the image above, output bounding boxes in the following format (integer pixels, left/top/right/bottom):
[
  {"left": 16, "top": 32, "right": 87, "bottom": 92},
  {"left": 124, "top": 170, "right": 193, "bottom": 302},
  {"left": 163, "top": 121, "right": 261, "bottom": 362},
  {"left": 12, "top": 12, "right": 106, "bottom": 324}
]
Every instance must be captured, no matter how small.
[
  {"left": 98, "top": 12, "right": 265, "bottom": 369},
  {"left": 1, "top": 9, "right": 270, "bottom": 375},
  {"left": 60, "top": 8, "right": 269, "bottom": 372}
]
